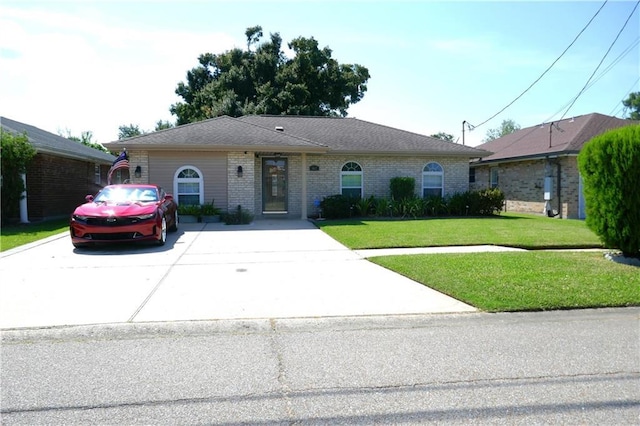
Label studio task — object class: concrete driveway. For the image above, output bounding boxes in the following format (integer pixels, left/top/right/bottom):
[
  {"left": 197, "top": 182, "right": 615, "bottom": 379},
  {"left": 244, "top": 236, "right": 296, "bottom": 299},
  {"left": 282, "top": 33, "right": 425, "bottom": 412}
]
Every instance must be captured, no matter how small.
[{"left": 0, "top": 220, "right": 475, "bottom": 330}]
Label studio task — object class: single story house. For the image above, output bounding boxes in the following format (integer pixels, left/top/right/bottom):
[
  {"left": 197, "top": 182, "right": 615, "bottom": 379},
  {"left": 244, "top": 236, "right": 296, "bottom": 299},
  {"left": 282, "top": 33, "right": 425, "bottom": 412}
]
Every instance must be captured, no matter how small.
[
  {"left": 1, "top": 117, "right": 116, "bottom": 222},
  {"left": 469, "top": 112, "right": 634, "bottom": 219},
  {"left": 103, "top": 115, "right": 491, "bottom": 219}
]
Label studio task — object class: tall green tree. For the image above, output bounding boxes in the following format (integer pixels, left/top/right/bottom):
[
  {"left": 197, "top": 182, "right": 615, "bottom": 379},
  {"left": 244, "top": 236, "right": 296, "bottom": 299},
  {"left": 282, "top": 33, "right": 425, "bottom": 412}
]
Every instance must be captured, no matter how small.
[
  {"left": 118, "top": 124, "right": 143, "bottom": 139},
  {"left": 578, "top": 125, "right": 640, "bottom": 258},
  {"left": 1, "top": 131, "right": 37, "bottom": 223},
  {"left": 622, "top": 91, "right": 640, "bottom": 120},
  {"left": 170, "top": 26, "right": 370, "bottom": 125},
  {"left": 155, "top": 120, "right": 174, "bottom": 131},
  {"left": 59, "top": 129, "right": 108, "bottom": 153},
  {"left": 430, "top": 132, "right": 454, "bottom": 142},
  {"left": 483, "top": 119, "right": 521, "bottom": 142}
]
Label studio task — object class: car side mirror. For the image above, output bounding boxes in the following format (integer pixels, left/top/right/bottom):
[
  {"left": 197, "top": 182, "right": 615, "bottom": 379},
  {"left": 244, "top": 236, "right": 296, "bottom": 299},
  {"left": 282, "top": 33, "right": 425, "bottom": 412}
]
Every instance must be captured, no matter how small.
[{"left": 85, "top": 195, "right": 94, "bottom": 202}]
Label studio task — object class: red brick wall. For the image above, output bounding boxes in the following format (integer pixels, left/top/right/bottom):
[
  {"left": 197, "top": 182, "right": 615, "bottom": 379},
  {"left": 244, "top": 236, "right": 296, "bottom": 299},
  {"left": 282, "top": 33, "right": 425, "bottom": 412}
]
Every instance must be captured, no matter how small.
[{"left": 25, "top": 154, "right": 109, "bottom": 220}]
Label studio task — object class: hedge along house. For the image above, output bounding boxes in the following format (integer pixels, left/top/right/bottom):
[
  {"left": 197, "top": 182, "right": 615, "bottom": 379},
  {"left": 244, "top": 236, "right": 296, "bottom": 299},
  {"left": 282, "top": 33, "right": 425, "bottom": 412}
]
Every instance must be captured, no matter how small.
[
  {"left": 102, "top": 115, "right": 490, "bottom": 219},
  {"left": 469, "top": 113, "right": 634, "bottom": 219},
  {"left": 1, "top": 117, "right": 116, "bottom": 223}
]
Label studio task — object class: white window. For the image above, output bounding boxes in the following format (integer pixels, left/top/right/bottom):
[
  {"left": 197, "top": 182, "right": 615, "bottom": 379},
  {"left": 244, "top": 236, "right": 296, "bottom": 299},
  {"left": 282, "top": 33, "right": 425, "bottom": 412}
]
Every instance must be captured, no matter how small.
[
  {"left": 490, "top": 168, "right": 499, "bottom": 188},
  {"left": 341, "top": 162, "right": 363, "bottom": 198},
  {"left": 94, "top": 164, "right": 101, "bottom": 184},
  {"left": 174, "top": 166, "right": 204, "bottom": 205},
  {"left": 422, "top": 162, "right": 444, "bottom": 197}
]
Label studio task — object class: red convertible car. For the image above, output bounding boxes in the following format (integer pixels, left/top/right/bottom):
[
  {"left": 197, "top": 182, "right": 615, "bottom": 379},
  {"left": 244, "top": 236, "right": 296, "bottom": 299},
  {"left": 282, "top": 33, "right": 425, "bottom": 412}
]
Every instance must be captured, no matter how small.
[{"left": 70, "top": 184, "right": 178, "bottom": 248}]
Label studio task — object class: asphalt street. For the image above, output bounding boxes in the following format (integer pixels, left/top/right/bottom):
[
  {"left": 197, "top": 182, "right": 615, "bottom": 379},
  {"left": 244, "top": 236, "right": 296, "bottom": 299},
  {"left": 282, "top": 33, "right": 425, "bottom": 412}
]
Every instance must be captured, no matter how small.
[
  {"left": 1, "top": 220, "right": 638, "bottom": 424},
  {"left": 2, "top": 308, "right": 638, "bottom": 424}
]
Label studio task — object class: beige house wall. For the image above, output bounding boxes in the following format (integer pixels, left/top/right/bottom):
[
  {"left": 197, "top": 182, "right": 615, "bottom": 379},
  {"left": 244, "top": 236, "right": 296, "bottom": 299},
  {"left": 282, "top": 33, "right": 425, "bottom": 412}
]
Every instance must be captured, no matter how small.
[{"left": 129, "top": 149, "right": 473, "bottom": 218}]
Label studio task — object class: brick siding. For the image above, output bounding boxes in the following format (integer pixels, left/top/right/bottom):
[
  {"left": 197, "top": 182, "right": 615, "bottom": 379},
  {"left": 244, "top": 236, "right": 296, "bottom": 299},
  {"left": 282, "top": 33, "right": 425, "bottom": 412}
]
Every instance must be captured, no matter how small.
[
  {"left": 471, "top": 155, "right": 582, "bottom": 219},
  {"left": 25, "top": 153, "right": 108, "bottom": 221}
]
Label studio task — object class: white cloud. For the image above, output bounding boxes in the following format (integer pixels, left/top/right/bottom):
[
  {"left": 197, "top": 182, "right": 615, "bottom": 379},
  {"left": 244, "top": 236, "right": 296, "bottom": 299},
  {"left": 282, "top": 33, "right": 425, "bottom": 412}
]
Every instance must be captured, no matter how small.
[{"left": 0, "top": 5, "right": 238, "bottom": 143}]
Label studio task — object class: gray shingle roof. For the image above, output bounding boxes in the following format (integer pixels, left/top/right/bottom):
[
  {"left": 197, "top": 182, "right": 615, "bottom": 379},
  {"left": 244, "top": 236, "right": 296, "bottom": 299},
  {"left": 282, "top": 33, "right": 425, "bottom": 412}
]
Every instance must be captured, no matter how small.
[
  {"left": 239, "top": 115, "right": 490, "bottom": 156},
  {"left": 1, "top": 117, "right": 115, "bottom": 163},
  {"left": 104, "top": 115, "right": 490, "bottom": 158},
  {"left": 104, "top": 115, "right": 327, "bottom": 152},
  {"left": 473, "top": 113, "right": 635, "bottom": 163}
]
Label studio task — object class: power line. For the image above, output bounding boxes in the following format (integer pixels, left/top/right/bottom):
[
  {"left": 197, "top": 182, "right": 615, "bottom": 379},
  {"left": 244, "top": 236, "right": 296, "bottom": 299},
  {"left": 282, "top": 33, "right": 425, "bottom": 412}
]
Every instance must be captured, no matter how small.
[
  {"left": 559, "top": 0, "right": 640, "bottom": 120},
  {"left": 610, "top": 76, "right": 640, "bottom": 117},
  {"left": 472, "top": 0, "right": 609, "bottom": 130},
  {"left": 544, "top": 37, "right": 640, "bottom": 122}
]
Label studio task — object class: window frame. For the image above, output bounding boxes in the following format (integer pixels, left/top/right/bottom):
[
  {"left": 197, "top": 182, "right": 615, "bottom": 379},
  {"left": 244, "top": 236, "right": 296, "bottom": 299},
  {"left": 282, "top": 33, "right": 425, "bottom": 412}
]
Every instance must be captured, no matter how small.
[
  {"left": 340, "top": 161, "right": 363, "bottom": 199},
  {"left": 174, "top": 165, "right": 204, "bottom": 206},
  {"left": 490, "top": 167, "right": 499, "bottom": 189},
  {"left": 422, "top": 162, "right": 444, "bottom": 198}
]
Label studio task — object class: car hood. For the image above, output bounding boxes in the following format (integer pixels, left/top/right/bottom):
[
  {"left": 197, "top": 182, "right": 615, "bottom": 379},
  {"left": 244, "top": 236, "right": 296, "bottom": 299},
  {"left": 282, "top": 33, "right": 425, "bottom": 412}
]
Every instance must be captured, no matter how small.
[{"left": 73, "top": 201, "right": 157, "bottom": 217}]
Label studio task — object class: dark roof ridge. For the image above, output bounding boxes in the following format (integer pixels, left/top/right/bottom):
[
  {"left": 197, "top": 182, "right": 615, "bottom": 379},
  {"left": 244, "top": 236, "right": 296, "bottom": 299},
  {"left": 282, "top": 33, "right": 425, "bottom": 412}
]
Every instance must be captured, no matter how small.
[{"left": 249, "top": 114, "right": 448, "bottom": 144}]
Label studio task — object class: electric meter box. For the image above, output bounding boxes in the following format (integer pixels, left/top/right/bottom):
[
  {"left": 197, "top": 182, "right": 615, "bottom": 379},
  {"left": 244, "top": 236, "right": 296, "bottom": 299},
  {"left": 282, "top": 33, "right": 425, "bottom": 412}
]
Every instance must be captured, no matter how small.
[{"left": 544, "top": 177, "right": 552, "bottom": 201}]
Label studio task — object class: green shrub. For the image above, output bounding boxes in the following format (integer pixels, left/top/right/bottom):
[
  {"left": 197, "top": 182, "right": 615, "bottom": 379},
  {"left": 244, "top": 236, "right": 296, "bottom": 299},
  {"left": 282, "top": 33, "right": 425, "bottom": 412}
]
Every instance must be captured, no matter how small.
[
  {"left": 390, "top": 177, "right": 415, "bottom": 201},
  {"left": 1, "top": 130, "right": 36, "bottom": 224},
  {"left": 320, "top": 194, "right": 356, "bottom": 219},
  {"left": 423, "top": 195, "right": 448, "bottom": 216},
  {"left": 177, "top": 204, "right": 202, "bottom": 216},
  {"left": 222, "top": 205, "right": 253, "bottom": 225},
  {"left": 477, "top": 188, "right": 505, "bottom": 215},
  {"left": 578, "top": 125, "right": 640, "bottom": 257},
  {"left": 374, "top": 197, "right": 392, "bottom": 217},
  {"left": 354, "top": 195, "right": 376, "bottom": 217}
]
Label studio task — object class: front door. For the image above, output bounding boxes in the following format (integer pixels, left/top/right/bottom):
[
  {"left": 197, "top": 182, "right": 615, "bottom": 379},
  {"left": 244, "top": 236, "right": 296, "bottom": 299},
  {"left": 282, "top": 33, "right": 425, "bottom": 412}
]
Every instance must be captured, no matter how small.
[{"left": 262, "top": 158, "right": 287, "bottom": 213}]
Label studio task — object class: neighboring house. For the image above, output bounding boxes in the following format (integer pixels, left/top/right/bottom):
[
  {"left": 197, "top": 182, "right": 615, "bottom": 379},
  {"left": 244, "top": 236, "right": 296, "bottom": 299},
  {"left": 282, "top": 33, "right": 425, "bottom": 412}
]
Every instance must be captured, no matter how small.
[
  {"left": 470, "top": 112, "right": 634, "bottom": 219},
  {"left": 0, "top": 117, "right": 116, "bottom": 222},
  {"left": 103, "top": 115, "right": 490, "bottom": 219}
]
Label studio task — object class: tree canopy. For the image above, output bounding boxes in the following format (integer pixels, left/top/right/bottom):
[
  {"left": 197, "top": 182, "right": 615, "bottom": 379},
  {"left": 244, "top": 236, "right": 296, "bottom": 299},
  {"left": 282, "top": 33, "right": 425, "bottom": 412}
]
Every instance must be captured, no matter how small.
[
  {"left": 170, "top": 26, "right": 370, "bottom": 125},
  {"left": 483, "top": 119, "right": 521, "bottom": 142},
  {"left": 430, "top": 132, "right": 455, "bottom": 142},
  {"left": 59, "top": 129, "right": 108, "bottom": 153},
  {"left": 622, "top": 91, "right": 640, "bottom": 120}
]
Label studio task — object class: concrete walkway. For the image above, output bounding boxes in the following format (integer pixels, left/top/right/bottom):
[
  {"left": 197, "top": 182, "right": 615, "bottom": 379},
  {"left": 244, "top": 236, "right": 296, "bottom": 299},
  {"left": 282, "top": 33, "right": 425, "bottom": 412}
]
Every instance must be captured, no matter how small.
[{"left": 0, "top": 220, "right": 485, "bottom": 330}]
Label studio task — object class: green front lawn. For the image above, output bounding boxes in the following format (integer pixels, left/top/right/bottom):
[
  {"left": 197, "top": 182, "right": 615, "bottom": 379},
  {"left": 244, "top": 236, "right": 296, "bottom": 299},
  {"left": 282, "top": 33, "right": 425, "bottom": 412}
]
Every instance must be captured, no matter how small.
[
  {"left": 317, "top": 213, "right": 638, "bottom": 312},
  {"left": 316, "top": 213, "right": 603, "bottom": 249},
  {"left": 370, "top": 251, "right": 640, "bottom": 312},
  {"left": 0, "top": 218, "right": 69, "bottom": 252}
]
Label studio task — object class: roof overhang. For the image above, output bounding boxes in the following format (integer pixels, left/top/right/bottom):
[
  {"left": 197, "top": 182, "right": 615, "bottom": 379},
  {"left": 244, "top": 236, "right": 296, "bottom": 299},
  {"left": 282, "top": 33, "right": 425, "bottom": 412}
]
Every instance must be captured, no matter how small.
[{"left": 470, "top": 151, "right": 580, "bottom": 166}]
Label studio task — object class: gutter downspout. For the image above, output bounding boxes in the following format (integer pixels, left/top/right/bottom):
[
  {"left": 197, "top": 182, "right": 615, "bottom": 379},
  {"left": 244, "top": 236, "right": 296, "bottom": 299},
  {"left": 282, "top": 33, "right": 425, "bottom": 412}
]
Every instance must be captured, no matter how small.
[{"left": 557, "top": 161, "right": 562, "bottom": 219}]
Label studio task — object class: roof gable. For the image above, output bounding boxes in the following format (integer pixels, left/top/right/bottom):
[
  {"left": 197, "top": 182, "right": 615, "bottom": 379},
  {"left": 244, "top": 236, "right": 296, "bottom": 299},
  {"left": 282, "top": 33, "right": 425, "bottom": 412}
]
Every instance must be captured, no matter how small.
[
  {"left": 0, "top": 117, "right": 115, "bottom": 163},
  {"left": 474, "top": 113, "right": 634, "bottom": 163}
]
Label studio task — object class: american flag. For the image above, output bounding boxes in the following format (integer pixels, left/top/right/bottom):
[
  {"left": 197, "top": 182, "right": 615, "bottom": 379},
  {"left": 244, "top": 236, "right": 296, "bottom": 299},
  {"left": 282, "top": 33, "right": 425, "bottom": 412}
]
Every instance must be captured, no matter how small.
[{"left": 107, "top": 150, "right": 129, "bottom": 184}]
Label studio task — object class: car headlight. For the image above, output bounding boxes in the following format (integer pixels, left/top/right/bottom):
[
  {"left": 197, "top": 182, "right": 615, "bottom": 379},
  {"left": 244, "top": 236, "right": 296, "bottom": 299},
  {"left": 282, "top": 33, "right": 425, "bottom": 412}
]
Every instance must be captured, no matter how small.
[
  {"left": 132, "top": 214, "right": 155, "bottom": 220},
  {"left": 72, "top": 215, "right": 89, "bottom": 221}
]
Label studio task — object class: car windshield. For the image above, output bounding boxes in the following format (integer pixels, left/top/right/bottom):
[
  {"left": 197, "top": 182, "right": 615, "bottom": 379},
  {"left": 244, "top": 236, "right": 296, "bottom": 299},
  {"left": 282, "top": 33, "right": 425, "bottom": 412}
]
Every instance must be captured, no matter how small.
[{"left": 94, "top": 187, "right": 158, "bottom": 203}]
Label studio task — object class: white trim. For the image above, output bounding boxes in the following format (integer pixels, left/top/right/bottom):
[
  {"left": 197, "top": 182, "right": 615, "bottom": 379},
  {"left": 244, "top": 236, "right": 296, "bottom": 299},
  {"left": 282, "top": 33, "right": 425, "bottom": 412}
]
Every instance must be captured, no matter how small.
[
  {"left": 422, "top": 162, "right": 444, "bottom": 197},
  {"left": 173, "top": 165, "right": 204, "bottom": 205},
  {"left": 340, "top": 161, "right": 363, "bottom": 198}
]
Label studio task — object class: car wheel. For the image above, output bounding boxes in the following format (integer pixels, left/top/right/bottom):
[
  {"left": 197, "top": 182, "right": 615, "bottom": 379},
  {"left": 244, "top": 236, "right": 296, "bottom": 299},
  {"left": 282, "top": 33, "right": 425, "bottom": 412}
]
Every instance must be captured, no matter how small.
[
  {"left": 157, "top": 215, "right": 167, "bottom": 246},
  {"left": 168, "top": 210, "right": 178, "bottom": 232}
]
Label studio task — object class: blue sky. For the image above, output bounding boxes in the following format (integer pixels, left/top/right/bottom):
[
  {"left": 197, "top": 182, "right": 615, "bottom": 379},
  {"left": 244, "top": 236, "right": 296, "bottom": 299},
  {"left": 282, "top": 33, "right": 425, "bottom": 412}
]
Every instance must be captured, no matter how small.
[{"left": 1, "top": 0, "right": 638, "bottom": 147}]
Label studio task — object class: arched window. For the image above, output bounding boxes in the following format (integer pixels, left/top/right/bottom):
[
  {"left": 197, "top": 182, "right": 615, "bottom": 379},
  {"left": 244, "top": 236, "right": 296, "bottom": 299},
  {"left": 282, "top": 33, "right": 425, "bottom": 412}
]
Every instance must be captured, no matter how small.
[
  {"left": 341, "top": 162, "right": 363, "bottom": 198},
  {"left": 174, "top": 166, "right": 204, "bottom": 205},
  {"left": 422, "top": 162, "right": 444, "bottom": 197}
]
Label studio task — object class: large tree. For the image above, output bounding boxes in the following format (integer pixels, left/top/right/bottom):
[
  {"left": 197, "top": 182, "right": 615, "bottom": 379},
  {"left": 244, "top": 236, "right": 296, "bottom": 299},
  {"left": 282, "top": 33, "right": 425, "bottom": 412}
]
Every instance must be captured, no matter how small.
[
  {"left": 430, "top": 132, "right": 454, "bottom": 142},
  {"left": 59, "top": 129, "right": 108, "bottom": 153},
  {"left": 483, "top": 119, "right": 521, "bottom": 142},
  {"left": 170, "top": 26, "right": 370, "bottom": 125},
  {"left": 622, "top": 91, "right": 640, "bottom": 120}
]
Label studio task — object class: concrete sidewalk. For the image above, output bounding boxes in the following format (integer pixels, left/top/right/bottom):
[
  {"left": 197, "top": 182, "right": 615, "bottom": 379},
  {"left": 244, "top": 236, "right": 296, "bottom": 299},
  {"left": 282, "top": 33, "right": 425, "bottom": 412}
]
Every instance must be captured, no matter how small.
[{"left": 1, "top": 220, "right": 481, "bottom": 330}]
